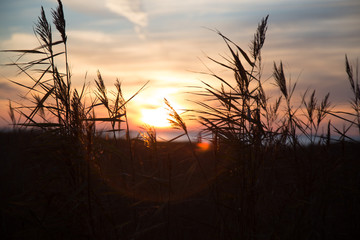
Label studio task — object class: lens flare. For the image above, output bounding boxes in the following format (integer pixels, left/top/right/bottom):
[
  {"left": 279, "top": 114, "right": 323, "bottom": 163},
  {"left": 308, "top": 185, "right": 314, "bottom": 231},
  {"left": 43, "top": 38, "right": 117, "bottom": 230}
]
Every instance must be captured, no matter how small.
[{"left": 196, "top": 142, "right": 211, "bottom": 152}]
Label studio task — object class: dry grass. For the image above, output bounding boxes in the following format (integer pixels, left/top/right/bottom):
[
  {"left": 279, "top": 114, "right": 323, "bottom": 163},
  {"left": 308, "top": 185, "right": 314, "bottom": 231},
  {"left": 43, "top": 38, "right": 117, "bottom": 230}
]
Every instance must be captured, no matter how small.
[{"left": 1, "top": 1, "right": 360, "bottom": 239}]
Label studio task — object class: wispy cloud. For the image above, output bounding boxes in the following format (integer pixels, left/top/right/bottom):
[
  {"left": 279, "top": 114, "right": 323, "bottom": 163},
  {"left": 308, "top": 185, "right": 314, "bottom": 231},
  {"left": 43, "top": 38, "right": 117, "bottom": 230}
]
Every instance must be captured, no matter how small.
[
  {"left": 105, "top": 0, "right": 147, "bottom": 27},
  {"left": 67, "top": 30, "right": 115, "bottom": 43},
  {"left": 105, "top": 0, "right": 147, "bottom": 39},
  {"left": 61, "top": 0, "right": 148, "bottom": 37},
  {"left": 0, "top": 82, "right": 18, "bottom": 100},
  {"left": 0, "top": 33, "right": 38, "bottom": 49}
]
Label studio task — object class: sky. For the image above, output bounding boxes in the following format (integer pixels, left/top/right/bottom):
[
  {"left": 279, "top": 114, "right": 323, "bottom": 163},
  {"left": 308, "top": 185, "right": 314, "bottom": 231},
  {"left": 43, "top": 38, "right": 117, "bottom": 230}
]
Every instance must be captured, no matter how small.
[{"left": 0, "top": 0, "right": 359, "bottom": 137}]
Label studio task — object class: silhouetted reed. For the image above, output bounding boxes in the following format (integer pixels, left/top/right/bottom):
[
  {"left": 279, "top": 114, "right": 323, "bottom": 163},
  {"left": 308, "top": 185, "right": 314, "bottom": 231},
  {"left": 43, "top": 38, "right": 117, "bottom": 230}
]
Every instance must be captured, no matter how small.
[
  {"left": 1, "top": 1, "right": 359, "bottom": 239},
  {"left": 192, "top": 14, "right": 359, "bottom": 239}
]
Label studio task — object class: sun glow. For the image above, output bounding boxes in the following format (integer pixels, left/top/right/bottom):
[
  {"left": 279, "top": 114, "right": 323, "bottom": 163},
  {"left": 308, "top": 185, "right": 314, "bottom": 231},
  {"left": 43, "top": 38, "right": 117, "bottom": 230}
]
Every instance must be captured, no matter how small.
[
  {"left": 137, "top": 87, "right": 185, "bottom": 128},
  {"left": 141, "top": 108, "right": 171, "bottom": 128}
]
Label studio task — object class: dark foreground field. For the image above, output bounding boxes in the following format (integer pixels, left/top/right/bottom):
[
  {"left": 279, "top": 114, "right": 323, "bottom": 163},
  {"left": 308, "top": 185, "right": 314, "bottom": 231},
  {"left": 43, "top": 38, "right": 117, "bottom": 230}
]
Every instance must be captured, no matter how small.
[
  {"left": 1, "top": 130, "right": 359, "bottom": 240},
  {"left": 2, "top": 2, "right": 360, "bottom": 239}
]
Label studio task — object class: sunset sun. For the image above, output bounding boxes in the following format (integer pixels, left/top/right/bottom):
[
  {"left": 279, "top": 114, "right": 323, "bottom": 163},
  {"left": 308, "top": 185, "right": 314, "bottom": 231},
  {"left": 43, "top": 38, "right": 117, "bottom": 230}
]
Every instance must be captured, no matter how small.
[
  {"left": 141, "top": 107, "right": 171, "bottom": 128},
  {"left": 135, "top": 87, "right": 185, "bottom": 128}
]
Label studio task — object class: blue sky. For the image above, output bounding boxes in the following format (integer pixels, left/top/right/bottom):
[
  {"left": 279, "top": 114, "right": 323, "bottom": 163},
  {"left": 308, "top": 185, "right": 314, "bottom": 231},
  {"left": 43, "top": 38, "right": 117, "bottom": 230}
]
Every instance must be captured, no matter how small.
[{"left": 0, "top": 0, "right": 359, "bottom": 130}]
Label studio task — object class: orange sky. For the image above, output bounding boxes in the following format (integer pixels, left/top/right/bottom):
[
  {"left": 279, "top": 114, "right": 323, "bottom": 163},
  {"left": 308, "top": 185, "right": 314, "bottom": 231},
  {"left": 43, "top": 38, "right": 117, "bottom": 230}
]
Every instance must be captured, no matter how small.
[{"left": 1, "top": 0, "right": 360, "bottom": 138}]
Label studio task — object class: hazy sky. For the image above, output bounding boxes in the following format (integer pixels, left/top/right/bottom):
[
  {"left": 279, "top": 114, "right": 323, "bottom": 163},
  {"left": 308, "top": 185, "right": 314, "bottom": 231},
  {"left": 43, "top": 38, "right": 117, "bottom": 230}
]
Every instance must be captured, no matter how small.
[{"left": 0, "top": 0, "right": 359, "bottom": 132}]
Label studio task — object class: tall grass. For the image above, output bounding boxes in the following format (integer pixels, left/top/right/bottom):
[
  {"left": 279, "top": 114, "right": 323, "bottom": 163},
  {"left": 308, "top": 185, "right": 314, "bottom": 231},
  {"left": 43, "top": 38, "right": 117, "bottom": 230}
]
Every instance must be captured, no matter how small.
[
  {"left": 192, "top": 14, "right": 360, "bottom": 239},
  {"left": 1, "top": 1, "right": 360, "bottom": 239},
  {"left": 1, "top": 1, "right": 148, "bottom": 238}
]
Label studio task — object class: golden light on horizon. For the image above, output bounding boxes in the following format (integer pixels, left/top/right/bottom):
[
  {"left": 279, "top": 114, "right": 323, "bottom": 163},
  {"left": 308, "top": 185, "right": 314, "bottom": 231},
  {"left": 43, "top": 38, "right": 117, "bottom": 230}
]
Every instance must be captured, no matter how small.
[
  {"left": 141, "top": 107, "right": 171, "bottom": 128},
  {"left": 136, "top": 87, "right": 186, "bottom": 128}
]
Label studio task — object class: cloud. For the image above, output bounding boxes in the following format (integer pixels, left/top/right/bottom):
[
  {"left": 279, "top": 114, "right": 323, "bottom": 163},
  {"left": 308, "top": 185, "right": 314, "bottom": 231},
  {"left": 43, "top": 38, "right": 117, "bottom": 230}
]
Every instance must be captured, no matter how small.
[
  {"left": 0, "top": 82, "right": 16, "bottom": 92},
  {"left": 61, "top": 0, "right": 148, "bottom": 37},
  {"left": 0, "top": 33, "right": 37, "bottom": 50},
  {"left": 105, "top": 0, "right": 147, "bottom": 39},
  {"left": 67, "top": 30, "right": 115, "bottom": 43},
  {"left": 60, "top": 0, "right": 108, "bottom": 14},
  {"left": 0, "top": 82, "right": 18, "bottom": 100},
  {"left": 106, "top": 0, "right": 147, "bottom": 27}
]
